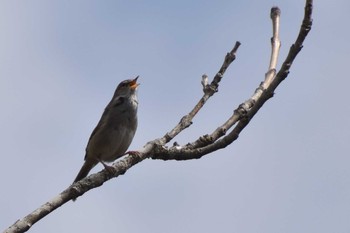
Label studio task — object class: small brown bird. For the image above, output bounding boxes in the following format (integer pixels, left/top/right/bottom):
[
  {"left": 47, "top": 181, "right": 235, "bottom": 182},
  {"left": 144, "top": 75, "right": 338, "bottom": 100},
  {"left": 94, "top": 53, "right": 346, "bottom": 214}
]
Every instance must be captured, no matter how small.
[{"left": 73, "top": 76, "right": 139, "bottom": 183}]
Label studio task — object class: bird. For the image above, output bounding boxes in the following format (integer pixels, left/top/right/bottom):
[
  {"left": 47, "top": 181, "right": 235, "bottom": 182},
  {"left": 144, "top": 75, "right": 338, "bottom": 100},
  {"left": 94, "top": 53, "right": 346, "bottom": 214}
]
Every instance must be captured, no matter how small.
[{"left": 73, "top": 76, "right": 139, "bottom": 184}]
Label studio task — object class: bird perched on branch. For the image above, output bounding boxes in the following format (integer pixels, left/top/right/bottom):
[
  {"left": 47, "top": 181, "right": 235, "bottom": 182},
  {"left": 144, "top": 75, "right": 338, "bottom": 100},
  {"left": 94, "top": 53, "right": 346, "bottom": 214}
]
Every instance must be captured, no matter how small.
[{"left": 73, "top": 76, "right": 139, "bottom": 183}]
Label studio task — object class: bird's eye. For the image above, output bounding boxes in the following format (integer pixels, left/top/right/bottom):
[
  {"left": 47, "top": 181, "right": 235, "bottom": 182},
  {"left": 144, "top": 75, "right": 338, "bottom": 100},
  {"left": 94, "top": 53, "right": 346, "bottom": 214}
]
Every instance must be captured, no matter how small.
[
  {"left": 123, "top": 81, "right": 133, "bottom": 87},
  {"left": 120, "top": 81, "right": 128, "bottom": 87},
  {"left": 117, "top": 79, "right": 132, "bottom": 89}
]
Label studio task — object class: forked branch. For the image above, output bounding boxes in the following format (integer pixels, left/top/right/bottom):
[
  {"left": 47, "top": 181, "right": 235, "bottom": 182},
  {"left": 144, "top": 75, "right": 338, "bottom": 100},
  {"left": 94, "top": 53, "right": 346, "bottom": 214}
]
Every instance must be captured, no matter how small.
[{"left": 3, "top": 1, "right": 313, "bottom": 232}]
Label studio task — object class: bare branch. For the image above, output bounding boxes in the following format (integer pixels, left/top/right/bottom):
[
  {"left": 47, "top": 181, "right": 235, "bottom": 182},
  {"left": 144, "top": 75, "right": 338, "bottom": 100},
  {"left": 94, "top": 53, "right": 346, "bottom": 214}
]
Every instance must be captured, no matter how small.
[
  {"left": 3, "top": 41, "right": 242, "bottom": 233},
  {"left": 273, "top": 0, "right": 313, "bottom": 84},
  {"left": 170, "top": 41, "right": 241, "bottom": 137},
  {"left": 263, "top": 7, "right": 281, "bottom": 90},
  {"left": 3, "top": 1, "right": 313, "bottom": 232},
  {"left": 152, "top": 0, "right": 313, "bottom": 161},
  {"left": 269, "top": 7, "right": 282, "bottom": 70}
]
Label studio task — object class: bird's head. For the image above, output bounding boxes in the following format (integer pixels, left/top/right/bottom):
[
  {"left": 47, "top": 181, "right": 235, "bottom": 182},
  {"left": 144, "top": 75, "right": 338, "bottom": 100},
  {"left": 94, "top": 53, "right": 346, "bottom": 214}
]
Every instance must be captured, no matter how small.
[{"left": 114, "top": 76, "right": 140, "bottom": 97}]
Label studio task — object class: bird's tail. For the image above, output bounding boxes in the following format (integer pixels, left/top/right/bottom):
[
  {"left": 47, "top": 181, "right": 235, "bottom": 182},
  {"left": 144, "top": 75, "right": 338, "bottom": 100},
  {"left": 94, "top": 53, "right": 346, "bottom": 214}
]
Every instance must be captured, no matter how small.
[{"left": 73, "top": 160, "right": 98, "bottom": 183}]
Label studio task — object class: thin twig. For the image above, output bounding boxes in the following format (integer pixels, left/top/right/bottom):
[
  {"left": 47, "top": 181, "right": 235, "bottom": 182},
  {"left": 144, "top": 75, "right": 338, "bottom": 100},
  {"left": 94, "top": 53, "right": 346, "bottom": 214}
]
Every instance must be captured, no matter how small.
[
  {"left": 164, "top": 41, "right": 241, "bottom": 143},
  {"left": 263, "top": 7, "right": 282, "bottom": 89}
]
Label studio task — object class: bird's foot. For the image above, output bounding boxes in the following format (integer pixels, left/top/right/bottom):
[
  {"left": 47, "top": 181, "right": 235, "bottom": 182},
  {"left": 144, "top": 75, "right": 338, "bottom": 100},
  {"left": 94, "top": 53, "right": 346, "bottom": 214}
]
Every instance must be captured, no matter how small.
[
  {"left": 99, "top": 160, "right": 115, "bottom": 175},
  {"left": 125, "top": 150, "right": 142, "bottom": 158}
]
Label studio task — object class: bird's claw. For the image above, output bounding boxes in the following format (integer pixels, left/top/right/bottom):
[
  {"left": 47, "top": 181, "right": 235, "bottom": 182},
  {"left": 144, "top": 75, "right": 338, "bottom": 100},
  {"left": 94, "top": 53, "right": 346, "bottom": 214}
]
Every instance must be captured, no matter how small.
[
  {"left": 99, "top": 160, "right": 115, "bottom": 175},
  {"left": 125, "top": 150, "right": 141, "bottom": 158}
]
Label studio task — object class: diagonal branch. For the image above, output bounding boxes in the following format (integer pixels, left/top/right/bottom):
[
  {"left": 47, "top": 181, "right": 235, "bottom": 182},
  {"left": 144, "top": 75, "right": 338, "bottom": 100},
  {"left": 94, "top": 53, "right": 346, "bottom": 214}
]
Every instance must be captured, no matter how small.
[{"left": 3, "top": 36, "right": 242, "bottom": 233}]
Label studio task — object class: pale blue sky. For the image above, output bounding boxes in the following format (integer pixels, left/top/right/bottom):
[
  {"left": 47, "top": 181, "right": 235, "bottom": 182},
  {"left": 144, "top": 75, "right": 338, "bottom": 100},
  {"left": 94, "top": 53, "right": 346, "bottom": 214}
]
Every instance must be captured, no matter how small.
[{"left": 1, "top": 1, "right": 350, "bottom": 233}]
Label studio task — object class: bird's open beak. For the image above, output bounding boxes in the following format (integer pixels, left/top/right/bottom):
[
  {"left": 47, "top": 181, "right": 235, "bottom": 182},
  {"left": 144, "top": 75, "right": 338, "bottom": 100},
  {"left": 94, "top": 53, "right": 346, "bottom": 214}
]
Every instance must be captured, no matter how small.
[{"left": 130, "top": 76, "right": 140, "bottom": 90}]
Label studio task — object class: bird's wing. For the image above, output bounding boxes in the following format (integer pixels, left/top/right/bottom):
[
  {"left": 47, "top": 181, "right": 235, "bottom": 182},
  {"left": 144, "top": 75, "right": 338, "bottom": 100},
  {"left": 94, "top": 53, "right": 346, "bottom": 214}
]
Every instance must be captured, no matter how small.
[{"left": 84, "top": 96, "right": 125, "bottom": 160}]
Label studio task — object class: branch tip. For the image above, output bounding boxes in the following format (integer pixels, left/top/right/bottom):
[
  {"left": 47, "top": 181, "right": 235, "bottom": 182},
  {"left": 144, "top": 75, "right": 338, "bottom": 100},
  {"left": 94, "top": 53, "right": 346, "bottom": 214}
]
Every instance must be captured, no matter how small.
[
  {"left": 270, "top": 7, "right": 281, "bottom": 19},
  {"left": 231, "top": 41, "right": 241, "bottom": 54}
]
